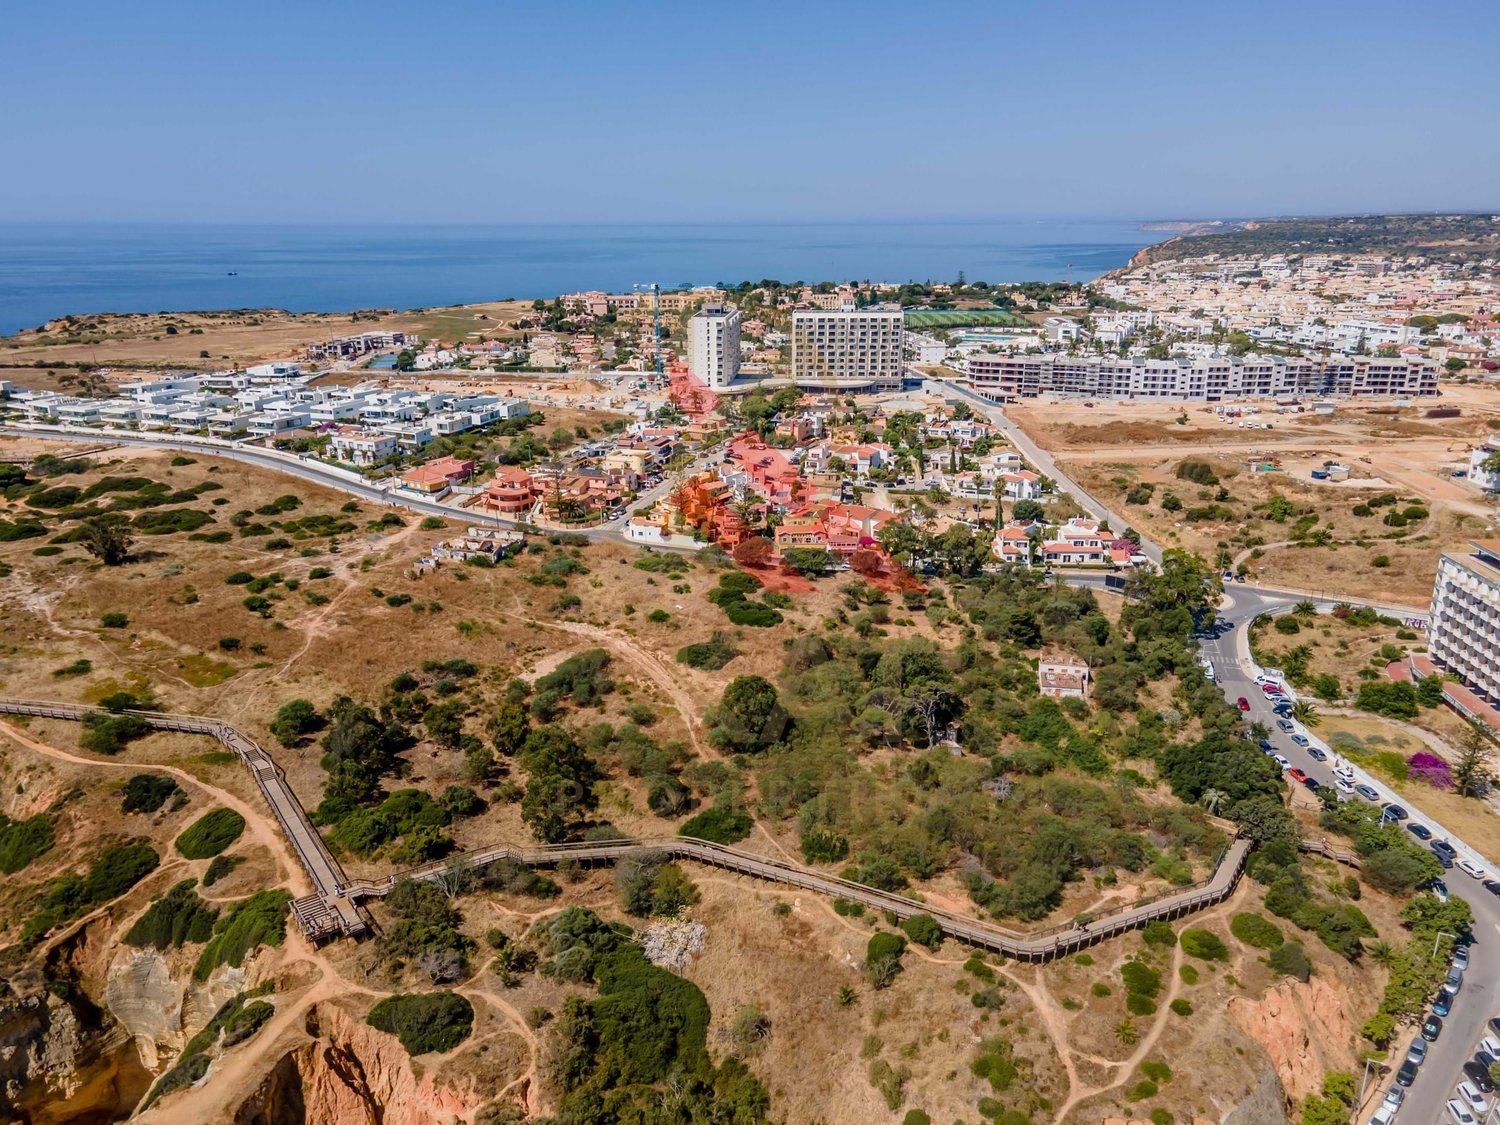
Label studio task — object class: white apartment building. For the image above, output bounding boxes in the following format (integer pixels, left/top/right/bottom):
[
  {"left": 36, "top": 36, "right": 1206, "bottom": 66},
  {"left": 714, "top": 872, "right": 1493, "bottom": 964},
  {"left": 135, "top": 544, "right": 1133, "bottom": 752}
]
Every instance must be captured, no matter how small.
[
  {"left": 1468, "top": 438, "right": 1500, "bottom": 492},
  {"left": 965, "top": 353, "right": 1438, "bottom": 402},
  {"left": 790, "top": 305, "right": 904, "bottom": 392},
  {"left": 329, "top": 428, "right": 400, "bottom": 466},
  {"left": 1428, "top": 539, "right": 1500, "bottom": 707},
  {"left": 688, "top": 303, "right": 741, "bottom": 389}
]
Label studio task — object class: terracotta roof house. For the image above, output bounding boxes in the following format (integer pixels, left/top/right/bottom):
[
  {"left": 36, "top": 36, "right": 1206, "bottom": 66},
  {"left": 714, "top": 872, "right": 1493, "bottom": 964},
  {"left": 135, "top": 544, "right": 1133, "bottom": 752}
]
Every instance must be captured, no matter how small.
[{"left": 1037, "top": 650, "right": 1090, "bottom": 699}]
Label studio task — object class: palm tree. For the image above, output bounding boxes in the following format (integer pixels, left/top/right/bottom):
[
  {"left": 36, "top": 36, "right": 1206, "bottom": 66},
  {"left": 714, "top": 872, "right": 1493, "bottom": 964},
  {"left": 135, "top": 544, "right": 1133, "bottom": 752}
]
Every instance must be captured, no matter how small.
[
  {"left": 993, "top": 479, "right": 1006, "bottom": 531},
  {"left": 1294, "top": 599, "right": 1317, "bottom": 616},
  {"left": 1200, "top": 788, "right": 1228, "bottom": 816},
  {"left": 1291, "top": 701, "right": 1320, "bottom": 728},
  {"left": 1367, "top": 940, "right": 1396, "bottom": 968}
]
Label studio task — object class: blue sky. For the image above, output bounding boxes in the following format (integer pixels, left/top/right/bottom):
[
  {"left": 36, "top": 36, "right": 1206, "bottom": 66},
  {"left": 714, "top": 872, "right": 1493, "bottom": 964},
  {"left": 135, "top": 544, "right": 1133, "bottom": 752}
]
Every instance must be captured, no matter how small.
[{"left": 3, "top": 0, "right": 1497, "bottom": 224}]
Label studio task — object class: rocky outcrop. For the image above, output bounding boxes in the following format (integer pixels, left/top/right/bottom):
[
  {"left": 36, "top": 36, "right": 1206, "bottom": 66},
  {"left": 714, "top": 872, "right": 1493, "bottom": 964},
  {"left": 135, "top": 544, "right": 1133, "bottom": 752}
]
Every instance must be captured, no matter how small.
[
  {"left": 1227, "top": 977, "right": 1358, "bottom": 1103},
  {"left": 0, "top": 992, "right": 84, "bottom": 1109},
  {"left": 104, "top": 947, "right": 244, "bottom": 1069},
  {"left": 230, "top": 1003, "right": 482, "bottom": 1125},
  {"left": 1221, "top": 1064, "right": 1291, "bottom": 1125}
]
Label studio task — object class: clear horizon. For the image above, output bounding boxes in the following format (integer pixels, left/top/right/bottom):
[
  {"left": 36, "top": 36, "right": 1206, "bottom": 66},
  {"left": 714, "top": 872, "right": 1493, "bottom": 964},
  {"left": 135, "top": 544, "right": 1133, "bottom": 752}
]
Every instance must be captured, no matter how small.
[{"left": 3, "top": 0, "right": 1496, "bottom": 225}]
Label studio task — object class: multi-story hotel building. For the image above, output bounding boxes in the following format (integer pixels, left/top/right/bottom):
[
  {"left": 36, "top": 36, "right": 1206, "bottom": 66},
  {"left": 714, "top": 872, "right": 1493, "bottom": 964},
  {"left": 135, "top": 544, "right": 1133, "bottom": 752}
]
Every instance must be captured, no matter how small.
[
  {"left": 790, "top": 305, "right": 904, "bottom": 391},
  {"left": 1428, "top": 539, "right": 1500, "bottom": 707},
  {"left": 964, "top": 353, "right": 1438, "bottom": 402},
  {"left": 688, "top": 303, "right": 741, "bottom": 389}
]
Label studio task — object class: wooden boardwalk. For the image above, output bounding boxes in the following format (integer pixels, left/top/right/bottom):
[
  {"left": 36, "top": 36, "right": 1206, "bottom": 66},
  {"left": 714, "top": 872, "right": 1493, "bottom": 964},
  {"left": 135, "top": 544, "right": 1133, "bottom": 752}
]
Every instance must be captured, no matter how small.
[{"left": 0, "top": 697, "right": 1252, "bottom": 960}]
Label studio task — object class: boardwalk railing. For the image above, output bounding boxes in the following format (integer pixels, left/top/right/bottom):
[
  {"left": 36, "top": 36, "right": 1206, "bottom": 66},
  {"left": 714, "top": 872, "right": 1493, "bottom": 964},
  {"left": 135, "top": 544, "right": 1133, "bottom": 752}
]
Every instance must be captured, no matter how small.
[{"left": 0, "top": 696, "right": 1254, "bottom": 960}]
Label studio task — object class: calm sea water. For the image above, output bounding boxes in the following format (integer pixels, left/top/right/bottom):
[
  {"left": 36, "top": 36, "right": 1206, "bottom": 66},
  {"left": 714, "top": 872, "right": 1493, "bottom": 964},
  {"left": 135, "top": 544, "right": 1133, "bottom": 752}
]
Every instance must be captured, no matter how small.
[{"left": 0, "top": 220, "right": 1157, "bottom": 335}]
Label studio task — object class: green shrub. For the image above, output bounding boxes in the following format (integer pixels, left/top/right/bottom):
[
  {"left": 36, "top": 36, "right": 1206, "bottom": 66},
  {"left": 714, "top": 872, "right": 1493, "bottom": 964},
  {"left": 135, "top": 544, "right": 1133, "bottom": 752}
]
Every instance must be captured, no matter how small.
[
  {"left": 1091, "top": 982, "right": 1111, "bottom": 997},
  {"left": 121, "top": 774, "right": 179, "bottom": 813},
  {"left": 80, "top": 713, "right": 151, "bottom": 755},
  {"left": 1121, "top": 961, "right": 1162, "bottom": 998},
  {"left": 1180, "top": 928, "right": 1229, "bottom": 961},
  {"left": 0, "top": 813, "right": 54, "bottom": 873},
  {"left": 175, "top": 808, "right": 246, "bottom": 859},
  {"left": 1268, "top": 940, "right": 1312, "bottom": 982},
  {"left": 866, "top": 931, "right": 907, "bottom": 986},
  {"left": 1140, "top": 1060, "right": 1173, "bottom": 1083},
  {"left": 1170, "top": 998, "right": 1193, "bottom": 1016},
  {"left": 194, "top": 890, "right": 291, "bottom": 979},
  {"left": 678, "top": 803, "right": 753, "bottom": 844},
  {"left": 1142, "top": 920, "right": 1176, "bottom": 947},
  {"left": 202, "top": 854, "right": 241, "bottom": 887},
  {"left": 51, "top": 657, "right": 93, "bottom": 678},
  {"left": 1128, "top": 1079, "right": 1159, "bottom": 1100},
  {"left": 124, "top": 879, "right": 218, "bottom": 949},
  {"left": 100, "top": 612, "right": 129, "bottom": 628},
  {"left": 1126, "top": 993, "right": 1157, "bottom": 1015},
  {"left": 1230, "top": 912, "right": 1284, "bottom": 950},
  {"left": 900, "top": 914, "right": 943, "bottom": 950},
  {"left": 367, "top": 991, "right": 475, "bottom": 1055},
  {"left": 23, "top": 842, "right": 159, "bottom": 944}
]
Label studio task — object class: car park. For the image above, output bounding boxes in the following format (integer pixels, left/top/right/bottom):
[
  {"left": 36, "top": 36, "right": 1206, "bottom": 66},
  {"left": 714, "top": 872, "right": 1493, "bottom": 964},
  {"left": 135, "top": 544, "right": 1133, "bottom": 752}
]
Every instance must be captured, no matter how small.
[
  {"left": 1457, "top": 1081, "right": 1490, "bottom": 1117},
  {"left": 1424, "top": 1014, "right": 1444, "bottom": 1040},
  {"left": 1355, "top": 784, "right": 1381, "bottom": 801},
  {"left": 1465, "top": 1061, "right": 1497, "bottom": 1093},
  {"left": 1408, "top": 823, "right": 1434, "bottom": 841},
  {"left": 1382, "top": 803, "right": 1408, "bottom": 821},
  {"left": 1292, "top": 734, "right": 1311, "bottom": 747},
  {"left": 1459, "top": 858, "right": 1489, "bottom": 880},
  {"left": 1447, "top": 1098, "right": 1478, "bottom": 1125}
]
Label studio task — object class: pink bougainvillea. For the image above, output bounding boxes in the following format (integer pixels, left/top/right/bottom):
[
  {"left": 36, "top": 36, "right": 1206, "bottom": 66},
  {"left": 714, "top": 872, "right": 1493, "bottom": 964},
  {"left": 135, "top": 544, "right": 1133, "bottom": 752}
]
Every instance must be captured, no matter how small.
[{"left": 1407, "top": 752, "right": 1453, "bottom": 790}]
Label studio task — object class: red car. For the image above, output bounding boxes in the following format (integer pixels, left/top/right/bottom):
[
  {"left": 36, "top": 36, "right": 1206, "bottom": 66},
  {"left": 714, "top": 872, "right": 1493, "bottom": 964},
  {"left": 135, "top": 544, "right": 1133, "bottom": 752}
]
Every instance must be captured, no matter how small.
[
  {"left": 1288, "top": 767, "right": 1308, "bottom": 783},
  {"left": 1237, "top": 697, "right": 1250, "bottom": 711},
  {"left": 1261, "top": 684, "right": 1283, "bottom": 696}
]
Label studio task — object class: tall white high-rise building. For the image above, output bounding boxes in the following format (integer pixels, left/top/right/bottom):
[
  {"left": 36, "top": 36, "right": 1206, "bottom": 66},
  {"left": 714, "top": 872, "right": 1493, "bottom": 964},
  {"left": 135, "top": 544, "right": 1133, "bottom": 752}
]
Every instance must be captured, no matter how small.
[
  {"left": 688, "top": 303, "right": 740, "bottom": 389},
  {"left": 1428, "top": 538, "right": 1500, "bottom": 706},
  {"left": 790, "top": 304, "right": 904, "bottom": 391}
]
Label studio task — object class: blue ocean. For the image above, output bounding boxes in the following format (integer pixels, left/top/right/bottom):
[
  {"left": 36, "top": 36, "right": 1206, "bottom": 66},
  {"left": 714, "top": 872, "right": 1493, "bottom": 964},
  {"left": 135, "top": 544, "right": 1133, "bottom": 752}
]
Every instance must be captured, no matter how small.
[{"left": 0, "top": 220, "right": 1157, "bottom": 335}]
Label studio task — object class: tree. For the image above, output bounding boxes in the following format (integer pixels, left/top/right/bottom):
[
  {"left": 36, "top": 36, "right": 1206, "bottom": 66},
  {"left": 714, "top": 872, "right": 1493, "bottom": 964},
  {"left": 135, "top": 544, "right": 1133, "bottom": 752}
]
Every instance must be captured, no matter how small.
[
  {"left": 79, "top": 514, "right": 134, "bottom": 566},
  {"left": 270, "top": 699, "right": 321, "bottom": 747},
  {"left": 1290, "top": 701, "right": 1320, "bottom": 728},
  {"left": 518, "top": 725, "right": 601, "bottom": 843},
  {"left": 732, "top": 536, "right": 774, "bottom": 567},
  {"left": 1452, "top": 720, "right": 1494, "bottom": 798},
  {"left": 489, "top": 701, "right": 529, "bottom": 758},
  {"left": 1200, "top": 788, "right": 1227, "bottom": 815},
  {"left": 1010, "top": 499, "right": 1044, "bottom": 522},
  {"left": 712, "top": 675, "right": 789, "bottom": 752}
]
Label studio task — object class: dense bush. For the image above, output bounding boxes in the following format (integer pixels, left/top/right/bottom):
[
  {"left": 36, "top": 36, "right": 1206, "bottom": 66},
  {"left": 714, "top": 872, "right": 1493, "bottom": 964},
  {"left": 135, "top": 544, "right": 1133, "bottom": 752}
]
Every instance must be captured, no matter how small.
[
  {"left": 900, "top": 913, "right": 943, "bottom": 950},
  {"left": 140, "top": 990, "right": 275, "bottom": 1111},
  {"left": 121, "top": 773, "right": 179, "bottom": 813},
  {"left": 865, "top": 931, "right": 907, "bottom": 987},
  {"left": 615, "top": 851, "right": 701, "bottom": 917},
  {"left": 367, "top": 991, "right": 475, "bottom": 1055},
  {"left": 80, "top": 712, "right": 150, "bottom": 755},
  {"left": 1268, "top": 940, "right": 1312, "bottom": 981},
  {"left": 676, "top": 632, "right": 740, "bottom": 670},
  {"left": 125, "top": 879, "right": 218, "bottom": 949},
  {"left": 194, "top": 890, "right": 292, "bottom": 979},
  {"left": 0, "top": 813, "right": 54, "bottom": 873},
  {"left": 22, "top": 842, "right": 160, "bottom": 945},
  {"left": 1230, "top": 913, "right": 1284, "bottom": 950},
  {"left": 535, "top": 648, "right": 615, "bottom": 709},
  {"left": 202, "top": 854, "right": 241, "bottom": 887},
  {"left": 678, "top": 803, "right": 753, "bottom": 844},
  {"left": 1180, "top": 928, "right": 1229, "bottom": 961},
  {"left": 1121, "top": 961, "right": 1161, "bottom": 999},
  {"left": 1141, "top": 920, "right": 1176, "bottom": 947},
  {"left": 175, "top": 808, "right": 246, "bottom": 859},
  {"left": 1175, "top": 461, "right": 1220, "bottom": 486}
]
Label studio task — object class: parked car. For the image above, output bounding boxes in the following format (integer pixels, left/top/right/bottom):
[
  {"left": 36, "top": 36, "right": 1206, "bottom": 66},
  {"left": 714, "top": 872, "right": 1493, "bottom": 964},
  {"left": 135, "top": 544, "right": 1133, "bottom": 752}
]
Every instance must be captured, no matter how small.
[
  {"left": 1429, "top": 879, "right": 1450, "bottom": 903},
  {"left": 1258, "top": 739, "right": 1274, "bottom": 752},
  {"left": 1302, "top": 777, "right": 1321, "bottom": 791},
  {"left": 1273, "top": 702, "right": 1294, "bottom": 716},
  {"left": 1424, "top": 1014, "right": 1444, "bottom": 1040},
  {"left": 1447, "top": 1098, "right": 1478, "bottom": 1125},
  {"left": 1370, "top": 1106, "right": 1397, "bottom": 1125},
  {"left": 1382, "top": 803, "right": 1408, "bottom": 821},
  {"left": 1396, "top": 1058, "right": 1419, "bottom": 1087},
  {"left": 1408, "top": 823, "right": 1434, "bottom": 841},
  {"left": 1465, "top": 1060, "right": 1497, "bottom": 1093},
  {"left": 1288, "top": 767, "right": 1308, "bottom": 783},
  {"left": 1382, "top": 1085, "right": 1405, "bottom": 1111},
  {"left": 1335, "top": 778, "right": 1356, "bottom": 796},
  {"left": 1434, "top": 848, "right": 1455, "bottom": 869},
  {"left": 1355, "top": 784, "right": 1381, "bottom": 801},
  {"left": 1433, "top": 839, "right": 1459, "bottom": 859},
  {"left": 1261, "top": 683, "right": 1283, "bottom": 696},
  {"left": 1307, "top": 747, "right": 1327, "bottom": 762},
  {"left": 1483, "top": 879, "right": 1500, "bottom": 897},
  {"left": 1407, "top": 1038, "right": 1429, "bottom": 1065},
  {"left": 1481, "top": 1034, "right": 1500, "bottom": 1058},
  {"left": 1490, "top": 1016, "right": 1500, "bottom": 1039},
  {"left": 1237, "top": 697, "right": 1251, "bottom": 711},
  {"left": 1457, "top": 1080, "right": 1491, "bottom": 1117},
  {"left": 1434, "top": 986, "right": 1456, "bottom": 1016},
  {"left": 1454, "top": 944, "right": 1471, "bottom": 972},
  {"left": 1459, "top": 858, "right": 1489, "bottom": 880},
  {"left": 1292, "top": 734, "right": 1311, "bottom": 747},
  {"left": 1277, "top": 719, "right": 1295, "bottom": 732},
  {"left": 1273, "top": 755, "right": 1291, "bottom": 770},
  {"left": 1474, "top": 1049, "right": 1497, "bottom": 1071}
]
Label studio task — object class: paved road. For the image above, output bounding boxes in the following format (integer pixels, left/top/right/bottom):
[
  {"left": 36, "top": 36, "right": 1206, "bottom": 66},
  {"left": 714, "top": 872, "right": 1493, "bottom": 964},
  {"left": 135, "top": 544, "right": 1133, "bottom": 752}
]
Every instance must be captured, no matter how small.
[{"left": 1202, "top": 586, "right": 1500, "bottom": 1125}]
